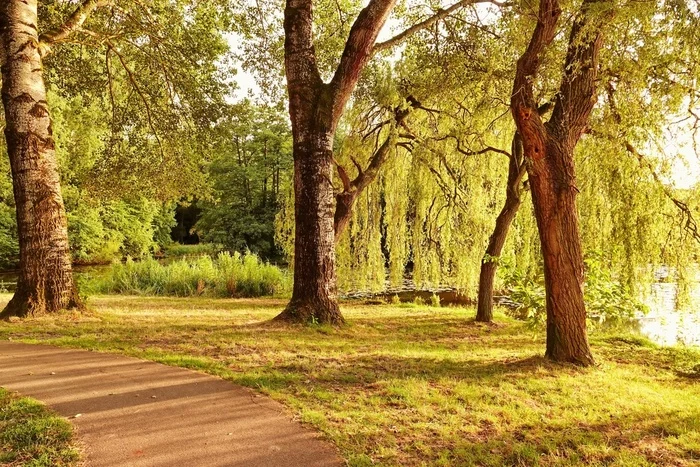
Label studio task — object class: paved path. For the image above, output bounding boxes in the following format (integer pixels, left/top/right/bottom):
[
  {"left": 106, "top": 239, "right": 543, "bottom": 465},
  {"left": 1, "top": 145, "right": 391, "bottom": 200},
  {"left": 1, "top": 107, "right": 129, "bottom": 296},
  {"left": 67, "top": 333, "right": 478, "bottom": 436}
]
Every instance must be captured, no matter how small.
[{"left": 0, "top": 342, "right": 342, "bottom": 467}]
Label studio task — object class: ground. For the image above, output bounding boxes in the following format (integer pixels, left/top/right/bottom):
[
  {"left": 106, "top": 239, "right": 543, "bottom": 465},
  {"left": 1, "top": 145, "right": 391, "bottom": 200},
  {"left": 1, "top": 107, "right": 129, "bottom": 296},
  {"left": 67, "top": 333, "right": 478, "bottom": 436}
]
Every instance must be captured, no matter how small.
[
  {"left": 0, "top": 387, "right": 79, "bottom": 466},
  {"left": 0, "top": 294, "right": 699, "bottom": 466}
]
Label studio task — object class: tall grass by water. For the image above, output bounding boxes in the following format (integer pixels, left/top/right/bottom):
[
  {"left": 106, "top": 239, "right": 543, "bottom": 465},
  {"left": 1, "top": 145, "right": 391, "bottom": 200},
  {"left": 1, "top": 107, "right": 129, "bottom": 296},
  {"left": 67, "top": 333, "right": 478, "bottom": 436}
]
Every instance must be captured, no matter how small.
[{"left": 89, "top": 252, "right": 288, "bottom": 298}]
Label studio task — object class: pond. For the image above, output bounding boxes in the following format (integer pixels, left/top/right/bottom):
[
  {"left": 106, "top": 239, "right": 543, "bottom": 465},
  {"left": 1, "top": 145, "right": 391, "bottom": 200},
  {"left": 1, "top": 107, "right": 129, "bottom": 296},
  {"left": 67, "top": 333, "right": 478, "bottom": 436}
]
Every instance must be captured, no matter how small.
[
  {"left": 0, "top": 264, "right": 111, "bottom": 292},
  {"left": 638, "top": 280, "right": 700, "bottom": 347}
]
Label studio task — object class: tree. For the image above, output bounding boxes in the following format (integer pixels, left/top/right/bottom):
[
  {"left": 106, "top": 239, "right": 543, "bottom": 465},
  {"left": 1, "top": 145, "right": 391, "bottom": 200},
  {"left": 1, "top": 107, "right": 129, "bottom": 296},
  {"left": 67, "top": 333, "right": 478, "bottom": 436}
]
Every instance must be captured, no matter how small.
[
  {"left": 476, "top": 103, "right": 554, "bottom": 323},
  {"left": 0, "top": 0, "right": 82, "bottom": 318},
  {"left": 0, "top": 0, "right": 232, "bottom": 317},
  {"left": 511, "top": 0, "right": 613, "bottom": 365},
  {"left": 196, "top": 101, "right": 293, "bottom": 259},
  {"left": 475, "top": 132, "right": 526, "bottom": 322},
  {"left": 276, "top": 0, "right": 495, "bottom": 324}
]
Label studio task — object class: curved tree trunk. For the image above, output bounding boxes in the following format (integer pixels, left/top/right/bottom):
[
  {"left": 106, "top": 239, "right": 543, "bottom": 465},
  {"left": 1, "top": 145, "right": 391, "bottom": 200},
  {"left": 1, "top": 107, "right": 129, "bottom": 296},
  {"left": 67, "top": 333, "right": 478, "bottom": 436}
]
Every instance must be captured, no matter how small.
[
  {"left": 528, "top": 138, "right": 593, "bottom": 365},
  {"left": 510, "top": 0, "right": 610, "bottom": 365},
  {"left": 476, "top": 134, "right": 525, "bottom": 322},
  {"left": 0, "top": 0, "right": 81, "bottom": 319}
]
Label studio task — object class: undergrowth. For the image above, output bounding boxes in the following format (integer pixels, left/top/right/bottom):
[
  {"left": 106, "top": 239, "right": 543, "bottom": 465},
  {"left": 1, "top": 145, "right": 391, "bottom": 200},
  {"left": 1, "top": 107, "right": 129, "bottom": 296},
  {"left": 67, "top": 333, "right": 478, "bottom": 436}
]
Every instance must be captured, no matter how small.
[{"left": 85, "top": 252, "right": 289, "bottom": 298}]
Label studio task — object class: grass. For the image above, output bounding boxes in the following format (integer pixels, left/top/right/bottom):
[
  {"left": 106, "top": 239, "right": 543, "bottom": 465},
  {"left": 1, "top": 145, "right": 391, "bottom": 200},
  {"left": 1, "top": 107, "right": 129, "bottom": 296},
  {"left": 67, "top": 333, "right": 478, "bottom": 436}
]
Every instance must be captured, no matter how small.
[
  {"left": 161, "top": 243, "right": 222, "bottom": 258},
  {"left": 0, "top": 388, "right": 79, "bottom": 466},
  {"left": 85, "top": 252, "right": 289, "bottom": 298},
  {"left": 0, "top": 294, "right": 699, "bottom": 466}
]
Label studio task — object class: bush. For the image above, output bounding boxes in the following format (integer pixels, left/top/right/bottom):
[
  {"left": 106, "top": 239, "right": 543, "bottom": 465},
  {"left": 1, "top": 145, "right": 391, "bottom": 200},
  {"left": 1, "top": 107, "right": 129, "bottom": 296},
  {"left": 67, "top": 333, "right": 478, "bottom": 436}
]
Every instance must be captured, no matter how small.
[
  {"left": 90, "top": 252, "right": 289, "bottom": 298},
  {"left": 502, "top": 252, "right": 647, "bottom": 329}
]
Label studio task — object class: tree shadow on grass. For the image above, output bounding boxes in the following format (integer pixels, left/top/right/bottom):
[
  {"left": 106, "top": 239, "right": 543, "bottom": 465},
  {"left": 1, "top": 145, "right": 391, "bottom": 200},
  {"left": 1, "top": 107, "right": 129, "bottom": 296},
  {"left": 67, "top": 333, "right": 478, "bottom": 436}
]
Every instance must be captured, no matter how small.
[
  {"left": 447, "top": 410, "right": 700, "bottom": 466},
  {"left": 248, "top": 354, "right": 561, "bottom": 392}
]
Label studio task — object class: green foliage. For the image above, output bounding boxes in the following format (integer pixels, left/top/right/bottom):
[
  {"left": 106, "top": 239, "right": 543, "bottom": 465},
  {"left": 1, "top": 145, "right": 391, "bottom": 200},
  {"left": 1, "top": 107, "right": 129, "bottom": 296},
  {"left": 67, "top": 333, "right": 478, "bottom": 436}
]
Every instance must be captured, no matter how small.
[
  {"left": 430, "top": 293, "right": 441, "bottom": 307},
  {"left": 40, "top": 0, "right": 235, "bottom": 200},
  {"left": 66, "top": 198, "right": 176, "bottom": 264},
  {"left": 163, "top": 243, "right": 223, "bottom": 258},
  {"left": 501, "top": 264, "right": 547, "bottom": 329},
  {"left": 502, "top": 252, "right": 649, "bottom": 329},
  {"left": 271, "top": 0, "right": 700, "bottom": 303},
  {"left": 195, "top": 101, "right": 293, "bottom": 260},
  {"left": 0, "top": 388, "right": 79, "bottom": 466},
  {"left": 584, "top": 252, "right": 650, "bottom": 324},
  {"left": 0, "top": 90, "right": 180, "bottom": 269},
  {"left": 90, "top": 252, "right": 289, "bottom": 298}
]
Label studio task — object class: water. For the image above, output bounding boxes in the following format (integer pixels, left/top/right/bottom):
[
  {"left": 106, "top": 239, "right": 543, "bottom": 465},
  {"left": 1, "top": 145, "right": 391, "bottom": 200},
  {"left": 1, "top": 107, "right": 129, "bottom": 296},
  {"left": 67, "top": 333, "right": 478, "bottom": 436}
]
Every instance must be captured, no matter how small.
[
  {"left": 0, "top": 264, "right": 111, "bottom": 292},
  {"left": 638, "top": 279, "right": 700, "bottom": 347}
]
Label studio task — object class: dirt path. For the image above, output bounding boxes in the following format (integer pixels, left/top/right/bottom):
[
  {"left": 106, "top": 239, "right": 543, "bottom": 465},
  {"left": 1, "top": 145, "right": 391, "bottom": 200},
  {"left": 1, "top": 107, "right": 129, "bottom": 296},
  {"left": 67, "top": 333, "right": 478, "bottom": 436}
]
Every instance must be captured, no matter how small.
[{"left": 0, "top": 342, "right": 342, "bottom": 466}]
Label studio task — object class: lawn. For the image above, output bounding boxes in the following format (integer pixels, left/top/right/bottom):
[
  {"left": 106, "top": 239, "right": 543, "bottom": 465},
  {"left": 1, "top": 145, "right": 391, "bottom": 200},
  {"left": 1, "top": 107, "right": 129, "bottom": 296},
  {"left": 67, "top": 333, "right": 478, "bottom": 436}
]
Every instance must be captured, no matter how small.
[
  {"left": 0, "top": 294, "right": 699, "bottom": 466},
  {"left": 0, "top": 387, "right": 79, "bottom": 466}
]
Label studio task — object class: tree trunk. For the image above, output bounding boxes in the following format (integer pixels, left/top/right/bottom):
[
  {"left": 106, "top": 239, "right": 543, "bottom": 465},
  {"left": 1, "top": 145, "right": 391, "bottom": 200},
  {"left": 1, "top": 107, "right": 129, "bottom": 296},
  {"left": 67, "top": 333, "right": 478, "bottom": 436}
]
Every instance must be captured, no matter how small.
[
  {"left": 509, "top": 0, "right": 608, "bottom": 366},
  {"left": 0, "top": 0, "right": 81, "bottom": 319},
  {"left": 527, "top": 137, "right": 593, "bottom": 365},
  {"left": 475, "top": 135, "right": 525, "bottom": 322},
  {"left": 274, "top": 136, "right": 344, "bottom": 325},
  {"left": 278, "top": 0, "right": 404, "bottom": 324}
]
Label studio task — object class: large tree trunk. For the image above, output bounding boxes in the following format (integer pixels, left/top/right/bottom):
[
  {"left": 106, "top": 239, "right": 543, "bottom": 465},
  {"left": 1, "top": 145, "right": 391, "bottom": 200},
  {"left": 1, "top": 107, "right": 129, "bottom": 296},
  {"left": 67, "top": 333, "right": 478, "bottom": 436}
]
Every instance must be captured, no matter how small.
[
  {"left": 510, "top": 0, "right": 609, "bottom": 366},
  {"left": 276, "top": 0, "right": 398, "bottom": 325},
  {"left": 275, "top": 134, "right": 344, "bottom": 325},
  {"left": 527, "top": 137, "right": 593, "bottom": 365},
  {"left": 475, "top": 134, "right": 525, "bottom": 323},
  {"left": 0, "top": 0, "right": 81, "bottom": 319}
]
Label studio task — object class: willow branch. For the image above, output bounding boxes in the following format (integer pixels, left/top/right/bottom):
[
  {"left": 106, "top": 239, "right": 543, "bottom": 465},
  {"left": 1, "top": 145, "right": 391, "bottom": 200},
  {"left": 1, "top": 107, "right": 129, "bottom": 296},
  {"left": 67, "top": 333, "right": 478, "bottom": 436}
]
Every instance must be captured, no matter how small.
[
  {"left": 373, "top": 0, "right": 507, "bottom": 53},
  {"left": 105, "top": 38, "right": 164, "bottom": 160}
]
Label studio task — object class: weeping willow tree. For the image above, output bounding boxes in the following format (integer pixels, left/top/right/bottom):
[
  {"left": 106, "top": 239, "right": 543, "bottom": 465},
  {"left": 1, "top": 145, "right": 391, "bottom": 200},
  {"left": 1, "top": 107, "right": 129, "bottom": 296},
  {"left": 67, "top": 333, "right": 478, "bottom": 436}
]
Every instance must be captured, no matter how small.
[{"left": 275, "top": 0, "right": 700, "bottom": 342}]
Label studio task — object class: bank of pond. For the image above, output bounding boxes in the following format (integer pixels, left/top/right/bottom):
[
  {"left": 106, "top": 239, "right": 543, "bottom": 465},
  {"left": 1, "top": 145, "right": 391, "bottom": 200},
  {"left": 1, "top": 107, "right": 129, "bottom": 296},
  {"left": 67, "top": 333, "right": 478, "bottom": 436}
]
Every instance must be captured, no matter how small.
[{"left": 0, "top": 250, "right": 698, "bottom": 348}]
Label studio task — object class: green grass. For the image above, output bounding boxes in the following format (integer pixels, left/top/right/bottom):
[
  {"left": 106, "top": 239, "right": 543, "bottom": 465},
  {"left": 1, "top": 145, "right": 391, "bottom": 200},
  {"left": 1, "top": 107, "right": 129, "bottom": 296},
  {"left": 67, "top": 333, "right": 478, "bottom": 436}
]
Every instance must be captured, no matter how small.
[
  {"left": 1, "top": 294, "right": 699, "bottom": 466},
  {"left": 85, "top": 252, "right": 289, "bottom": 298},
  {"left": 0, "top": 388, "right": 79, "bottom": 466},
  {"left": 161, "top": 243, "right": 222, "bottom": 258}
]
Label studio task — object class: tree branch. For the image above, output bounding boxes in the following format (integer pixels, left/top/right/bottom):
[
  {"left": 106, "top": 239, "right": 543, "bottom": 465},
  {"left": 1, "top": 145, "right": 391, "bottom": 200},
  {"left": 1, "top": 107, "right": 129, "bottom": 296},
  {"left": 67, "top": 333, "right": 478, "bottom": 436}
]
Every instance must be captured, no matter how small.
[
  {"left": 509, "top": 0, "right": 561, "bottom": 163},
  {"left": 373, "top": 0, "right": 506, "bottom": 53},
  {"left": 329, "top": 0, "right": 396, "bottom": 119},
  {"left": 549, "top": 0, "right": 614, "bottom": 141},
  {"left": 625, "top": 142, "right": 700, "bottom": 244},
  {"left": 600, "top": 82, "right": 700, "bottom": 244},
  {"left": 333, "top": 96, "right": 420, "bottom": 238},
  {"left": 105, "top": 38, "right": 164, "bottom": 160},
  {"left": 39, "top": 0, "right": 111, "bottom": 57}
]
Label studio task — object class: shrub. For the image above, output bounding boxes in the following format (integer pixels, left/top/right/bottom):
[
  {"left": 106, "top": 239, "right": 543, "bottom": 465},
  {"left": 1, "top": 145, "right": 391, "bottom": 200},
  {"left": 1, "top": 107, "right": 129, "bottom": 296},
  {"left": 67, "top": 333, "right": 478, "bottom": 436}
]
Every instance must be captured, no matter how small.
[
  {"left": 501, "top": 252, "right": 647, "bottom": 329},
  {"left": 90, "top": 252, "right": 289, "bottom": 298}
]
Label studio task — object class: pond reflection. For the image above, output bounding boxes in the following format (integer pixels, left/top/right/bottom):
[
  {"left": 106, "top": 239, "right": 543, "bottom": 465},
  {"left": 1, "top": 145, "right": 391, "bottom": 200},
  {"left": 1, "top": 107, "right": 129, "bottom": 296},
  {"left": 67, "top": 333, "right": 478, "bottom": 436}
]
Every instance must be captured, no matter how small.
[{"left": 638, "top": 280, "right": 700, "bottom": 347}]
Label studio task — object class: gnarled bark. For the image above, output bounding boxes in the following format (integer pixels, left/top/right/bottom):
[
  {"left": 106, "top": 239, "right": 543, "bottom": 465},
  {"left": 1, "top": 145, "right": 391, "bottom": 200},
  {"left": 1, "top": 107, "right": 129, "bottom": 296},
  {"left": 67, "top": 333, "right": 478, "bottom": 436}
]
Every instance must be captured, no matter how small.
[
  {"left": 0, "top": 0, "right": 81, "bottom": 319},
  {"left": 510, "top": 0, "right": 611, "bottom": 365},
  {"left": 275, "top": 0, "right": 396, "bottom": 325}
]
